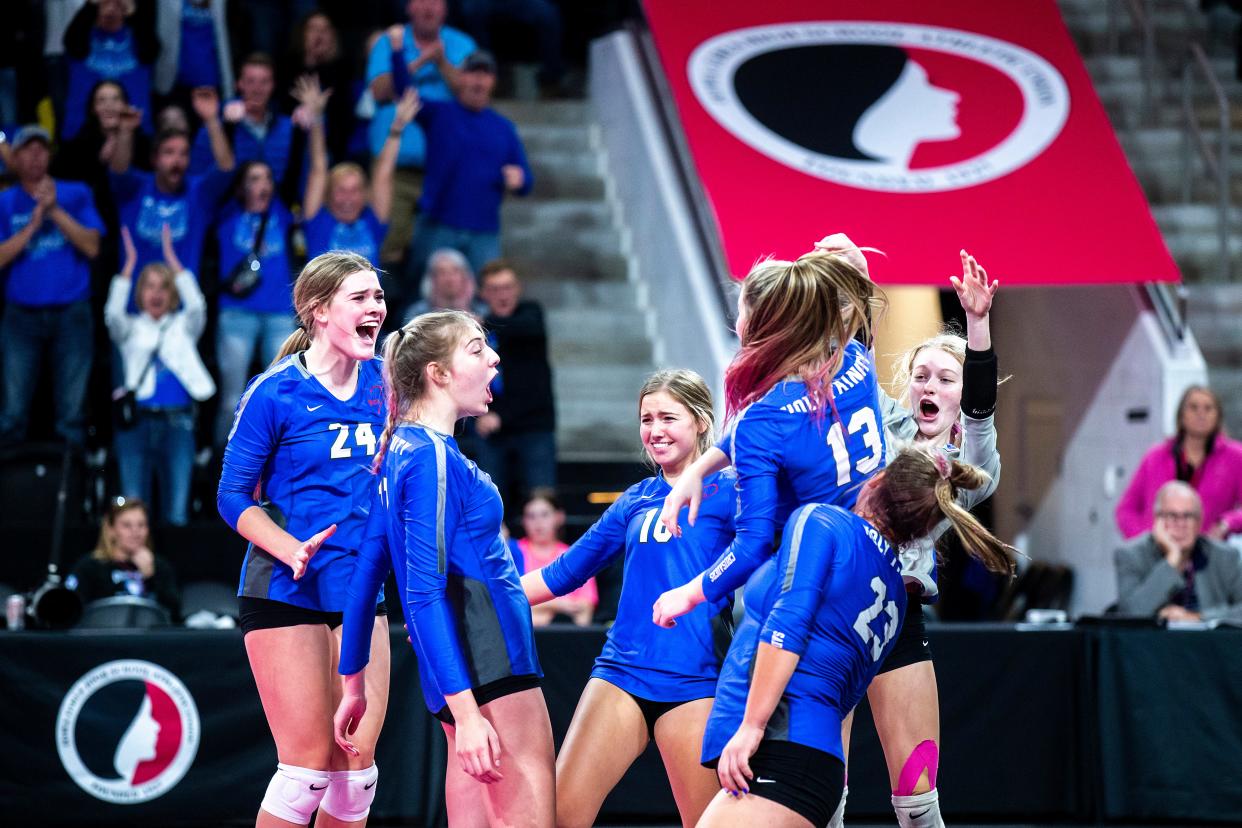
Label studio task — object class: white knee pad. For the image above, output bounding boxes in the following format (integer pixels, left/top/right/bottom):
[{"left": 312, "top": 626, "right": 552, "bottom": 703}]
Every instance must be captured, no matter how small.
[
  {"left": 827, "top": 784, "right": 848, "bottom": 828},
  {"left": 892, "top": 788, "right": 944, "bottom": 828},
  {"left": 320, "top": 763, "right": 379, "bottom": 822},
  {"left": 261, "top": 763, "right": 331, "bottom": 825}
]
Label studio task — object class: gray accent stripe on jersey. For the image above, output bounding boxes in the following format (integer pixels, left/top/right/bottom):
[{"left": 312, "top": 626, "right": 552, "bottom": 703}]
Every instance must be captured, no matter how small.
[
  {"left": 431, "top": 432, "right": 448, "bottom": 574},
  {"left": 447, "top": 574, "right": 513, "bottom": 686},
  {"left": 241, "top": 543, "right": 276, "bottom": 597},
  {"left": 781, "top": 505, "right": 819, "bottom": 593}
]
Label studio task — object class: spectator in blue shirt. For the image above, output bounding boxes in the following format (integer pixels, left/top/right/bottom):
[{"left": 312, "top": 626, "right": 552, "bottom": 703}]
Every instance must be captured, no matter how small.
[
  {"left": 62, "top": 0, "right": 159, "bottom": 139},
  {"left": 191, "top": 53, "right": 295, "bottom": 188},
  {"left": 109, "top": 85, "right": 235, "bottom": 286},
  {"left": 0, "top": 126, "right": 103, "bottom": 446},
  {"left": 366, "top": 0, "right": 476, "bottom": 264},
  {"left": 407, "top": 50, "right": 533, "bottom": 280},
  {"left": 153, "top": 0, "right": 235, "bottom": 108},
  {"left": 366, "top": 0, "right": 476, "bottom": 168},
  {"left": 297, "top": 78, "right": 413, "bottom": 273},
  {"left": 213, "top": 160, "right": 298, "bottom": 447}
]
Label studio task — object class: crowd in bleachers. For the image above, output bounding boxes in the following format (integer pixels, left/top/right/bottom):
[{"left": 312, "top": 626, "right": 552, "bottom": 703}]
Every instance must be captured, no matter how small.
[{"left": 0, "top": 0, "right": 570, "bottom": 534}]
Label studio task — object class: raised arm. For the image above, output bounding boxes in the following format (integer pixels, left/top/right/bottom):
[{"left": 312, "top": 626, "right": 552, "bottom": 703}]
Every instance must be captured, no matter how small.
[
  {"left": 104, "top": 227, "right": 138, "bottom": 341},
  {"left": 292, "top": 75, "right": 332, "bottom": 219},
  {"left": 371, "top": 89, "right": 418, "bottom": 222},
  {"left": 191, "top": 87, "right": 235, "bottom": 172},
  {"left": 109, "top": 107, "right": 143, "bottom": 174}
]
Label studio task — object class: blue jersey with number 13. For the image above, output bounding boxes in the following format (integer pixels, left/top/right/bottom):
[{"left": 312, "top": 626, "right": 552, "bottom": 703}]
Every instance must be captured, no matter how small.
[{"left": 703, "top": 340, "right": 887, "bottom": 602}]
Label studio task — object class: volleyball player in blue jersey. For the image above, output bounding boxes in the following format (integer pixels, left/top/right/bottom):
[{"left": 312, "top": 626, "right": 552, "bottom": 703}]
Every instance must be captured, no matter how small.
[
  {"left": 333, "top": 311, "right": 554, "bottom": 828},
  {"left": 217, "top": 250, "right": 389, "bottom": 828},
  {"left": 652, "top": 251, "right": 887, "bottom": 627},
  {"left": 699, "top": 448, "right": 1010, "bottom": 828},
  {"left": 520, "top": 369, "right": 736, "bottom": 828}
]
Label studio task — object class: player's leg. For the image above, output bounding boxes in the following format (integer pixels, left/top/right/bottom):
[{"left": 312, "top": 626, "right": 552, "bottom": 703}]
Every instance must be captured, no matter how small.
[
  {"left": 442, "top": 722, "right": 491, "bottom": 828},
  {"left": 554, "top": 678, "right": 651, "bottom": 828},
  {"left": 867, "top": 659, "right": 943, "bottom": 828},
  {"left": 244, "top": 623, "right": 338, "bottom": 827},
  {"left": 651, "top": 697, "right": 720, "bottom": 828},
  {"left": 696, "top": 790, "right": 815, "bottom": 828},
  {"left": 319, "top": 616, "right": 392, "bottom": 827},
  {"left": 829, "top": 708, "right": 854, "bottom": 828},
  {"left": 477, "top": 687, "right": 556, "bottom": 828}
]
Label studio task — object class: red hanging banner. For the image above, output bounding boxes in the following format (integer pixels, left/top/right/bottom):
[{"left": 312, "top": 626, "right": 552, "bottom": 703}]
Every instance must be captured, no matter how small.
[{"left": 643, "top": 0, "right": 1180, "bottom": 284}]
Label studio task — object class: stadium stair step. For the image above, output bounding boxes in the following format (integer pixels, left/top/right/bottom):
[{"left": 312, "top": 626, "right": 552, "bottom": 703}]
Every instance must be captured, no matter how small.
[{"left": 495, "top": 97, "right": 658, "bottom": 463}]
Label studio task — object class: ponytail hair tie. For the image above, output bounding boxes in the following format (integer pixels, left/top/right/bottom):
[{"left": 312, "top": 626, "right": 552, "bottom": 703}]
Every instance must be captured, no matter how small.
[{"left": 932, "top": 451, "right": 952, "bottom": 480}]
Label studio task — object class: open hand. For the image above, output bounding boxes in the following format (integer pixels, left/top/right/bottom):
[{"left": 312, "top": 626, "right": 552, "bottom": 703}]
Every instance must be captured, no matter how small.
[
  {"left": 716, "top": 722, "right": 763, "bottom": 796},
  {"left": 393, "top": 88, "right": 419, "bottom": 129},
  {"left": 333, "top": 687, "right": 367, "bottom": 756},
  {"left": 813, "top": 232, "right": 870, "bottom": 280},
  {"left": 289, "top": 524, "right": 337, "bottom": 580},
  {"left": 161, "top": 223, "right": 184, "bottom": 273},
  {"left": 951, "top": 250, "right": 998, "bottom": 321},
  {"left": 191, "top": 87, "right": 220, "bottom": 122},
  {"left": 455, "top": 715, "right": 503, "bottom": 783}
]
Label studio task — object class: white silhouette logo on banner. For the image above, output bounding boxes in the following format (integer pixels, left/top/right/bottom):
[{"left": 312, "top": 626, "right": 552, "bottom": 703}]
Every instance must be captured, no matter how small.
[
  {"left": 689, "top": 22, "right": 1070, "bottom": 192},
  {"left": 56, "top": 659, "right": 200, "bottom": 804}
]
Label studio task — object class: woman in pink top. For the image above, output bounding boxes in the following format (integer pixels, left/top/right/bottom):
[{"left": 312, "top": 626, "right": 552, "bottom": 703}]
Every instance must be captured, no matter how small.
[
  {"left": 512, "top": 489, "right": 598, "bottom": 625},
  {"left": 1116, "top": 386, "right": 1242, "bottom": 540}
]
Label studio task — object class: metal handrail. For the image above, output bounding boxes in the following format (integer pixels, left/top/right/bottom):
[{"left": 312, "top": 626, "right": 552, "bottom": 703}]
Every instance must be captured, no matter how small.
[
  {"left": 1180, "top": 42, "right": 1233, "bottom": 282},
  {"left": 1110, "top": 0, "right": 1158, "bottom": 123}
]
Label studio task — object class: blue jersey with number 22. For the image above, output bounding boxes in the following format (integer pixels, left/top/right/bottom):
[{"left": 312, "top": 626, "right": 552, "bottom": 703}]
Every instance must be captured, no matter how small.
[{"left": 702, "top": 503, "right": 906, "bottom": 763}]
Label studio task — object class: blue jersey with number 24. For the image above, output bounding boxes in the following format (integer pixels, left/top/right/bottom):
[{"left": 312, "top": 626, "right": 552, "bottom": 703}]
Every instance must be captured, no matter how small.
[{"left": 217, "top": 355, "right": 388, "bottom": 611}]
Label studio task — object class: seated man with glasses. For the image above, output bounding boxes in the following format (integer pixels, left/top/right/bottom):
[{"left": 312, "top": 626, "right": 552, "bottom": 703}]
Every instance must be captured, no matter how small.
[{"left": 1114, "top": 480, "right": 1242, "bottom": 623}]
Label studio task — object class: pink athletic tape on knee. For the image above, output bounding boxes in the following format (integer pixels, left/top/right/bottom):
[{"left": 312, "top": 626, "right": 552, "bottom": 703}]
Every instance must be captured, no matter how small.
[{"left": 893, "top": 739, "right": 939, "bottom": 797}]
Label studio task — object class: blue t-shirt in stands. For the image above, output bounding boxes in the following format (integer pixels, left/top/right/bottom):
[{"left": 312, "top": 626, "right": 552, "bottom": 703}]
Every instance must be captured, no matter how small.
[
  {"left": 364, "top": 25, "right": 475, "bottom": 167},
  {"left": 417, "top": 100, "right": 532, "bottom": 233},
  {"left": 65, "top": 27, "right": 152, "bottom": 138},
  {"left": 191, "top": 113, "right": 294, "bottom": 185},
  {"left": 110, "top": 168, "right": 233, "bottom": 277},
  {"left": 0, "top": 180, "right": 103, "bottom": 307},
  {"left": 303, "top": 207, "right": 387, "bottom": 267},
  {"left": 141, "top": 358, "right": 193, "bottom": 409},
  {"left": 216, "top": 201, "right": 296, "bottom": 315},
  {"left": 177, "top": 3, "right": 220, "bottom": 90}
]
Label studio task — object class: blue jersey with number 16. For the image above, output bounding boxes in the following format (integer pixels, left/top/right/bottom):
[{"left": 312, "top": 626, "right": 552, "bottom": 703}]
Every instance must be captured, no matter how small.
[
  {"left": 217, "top": 355, "right": 388, "bottom": 612},
  {"left": 702, "top": 340, "right": 887, "bottom": 603}
]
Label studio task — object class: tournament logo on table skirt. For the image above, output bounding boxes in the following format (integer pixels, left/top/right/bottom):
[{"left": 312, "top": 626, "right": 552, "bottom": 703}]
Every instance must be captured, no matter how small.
[
  {"left": 55, "top": 659, "right": 200, "bottom": 804},
  {"left": 688, "top": 21, "right": 1069, "bottom": 192}
]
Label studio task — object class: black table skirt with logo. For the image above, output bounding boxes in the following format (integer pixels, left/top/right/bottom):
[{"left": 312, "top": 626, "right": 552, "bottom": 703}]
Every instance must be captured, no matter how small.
[{"left": 1, "top": 624, "right": 1239, "bottom": 826}]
